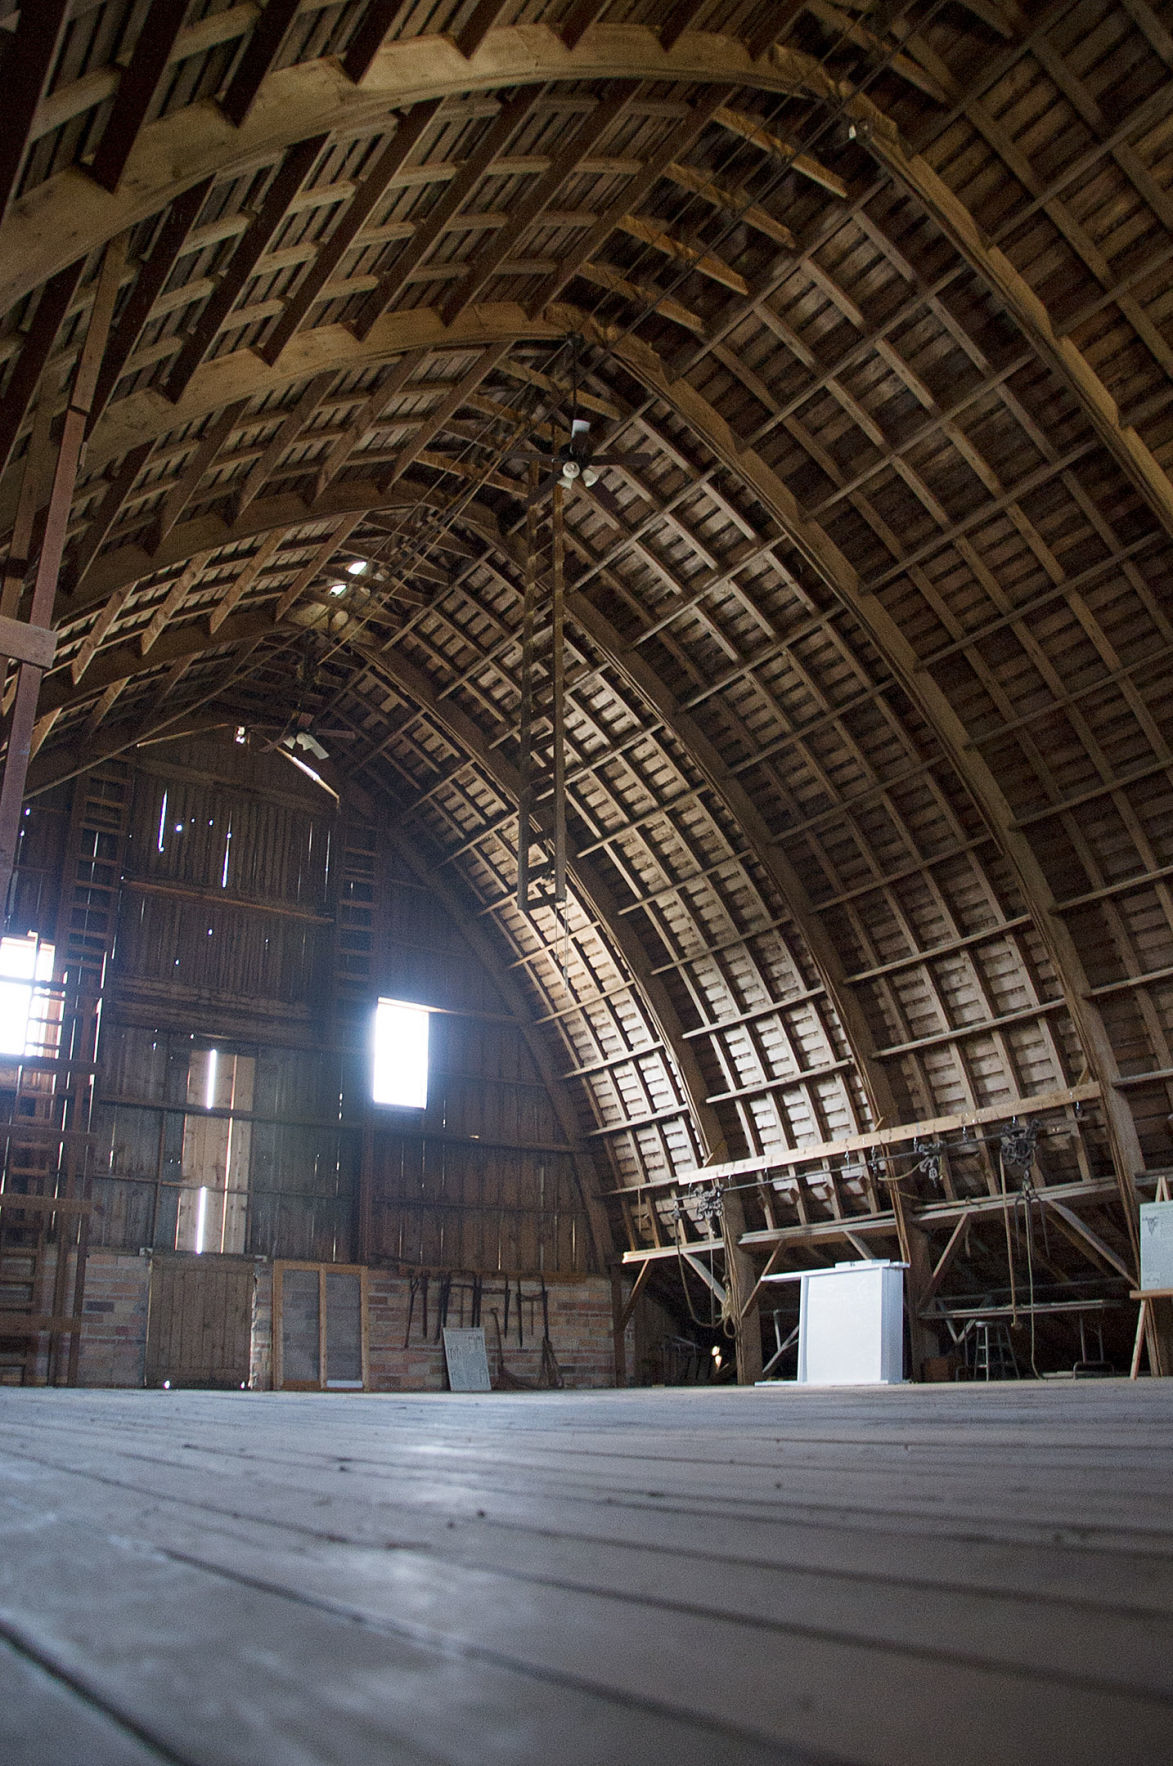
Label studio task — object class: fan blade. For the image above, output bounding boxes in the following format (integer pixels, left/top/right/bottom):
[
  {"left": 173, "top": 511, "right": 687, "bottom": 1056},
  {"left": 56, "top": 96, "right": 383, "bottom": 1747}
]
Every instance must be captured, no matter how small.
[
  {"left": 570, "top": 417, "right": 591, "bottom": 448},
  {"left": 589, "top": 453, "right": 655, "bottom": 467}
]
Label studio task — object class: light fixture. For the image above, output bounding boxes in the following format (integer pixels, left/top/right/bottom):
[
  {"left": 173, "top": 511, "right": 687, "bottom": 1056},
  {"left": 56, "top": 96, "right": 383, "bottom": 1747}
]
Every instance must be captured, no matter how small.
[
  {"left": 560, "top": 458, "right": 580, "bottom": 480},
  {"left": 581, "top": 466, "right": 598, "bottom": 487},
  {"left": 346, "top": 558, "right": 368, "bottom": 575},
  {"left": 328, "top": 581, "right": 347, "bottom": 596}
]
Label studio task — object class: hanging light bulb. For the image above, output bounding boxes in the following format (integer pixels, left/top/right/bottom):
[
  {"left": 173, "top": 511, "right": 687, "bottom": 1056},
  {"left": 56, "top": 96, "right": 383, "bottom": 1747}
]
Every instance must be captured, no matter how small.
[
  {"left": 561, "top": 458, "right": 580, "bottom": 480},
  {"left": 581, "top": 466, "right": 598, "bottom": 487}
]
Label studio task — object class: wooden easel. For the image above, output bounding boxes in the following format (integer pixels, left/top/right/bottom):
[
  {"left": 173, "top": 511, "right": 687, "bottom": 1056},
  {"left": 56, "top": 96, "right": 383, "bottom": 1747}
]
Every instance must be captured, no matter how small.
[{"left": 1130, "top": 1175, "right": 1171, "bottom": 1378}]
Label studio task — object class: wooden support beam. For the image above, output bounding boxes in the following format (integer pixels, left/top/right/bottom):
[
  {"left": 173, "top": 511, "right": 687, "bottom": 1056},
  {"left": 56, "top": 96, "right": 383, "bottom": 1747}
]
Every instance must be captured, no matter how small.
[
  {"left": 90, "top": 179, "right": 214, "bottom": 425},
  {"left": 441, "top": 87, "right": 634, "bottom": 328},
  {"left": 356, "top": 88, "right": 544, "bottom": 338},
  {"left": 715, "top": 105, "right": 848, "bottom": 198},
  {"left": 263, "top": 102, "right": 444, "bottom": 363},
  {"left": 0, "top": 236, "right": 123, "bottom": 915},
  {"left": 920, "top": 1214, "right": 971, "bottom": 1306},
  {"left": 0, "top": 259, "right": 85, "bottom": 481},
  {"left": 562, "top": 3, "right": 608, "bottom": 49},
  {"left": 745, "top": 2, "right": 809, "bottom": 59},
  {"left": 235, "top": 371, "right": 336, "bottom": 516},
  {"left": 660, "top": 3, "right": 710, "bottom": 52},
  {"left": 147, "top": 401, "right": 248, "bottom": 552},
  {"left": 0, "top": 0, "right": 70, "bottom": 230},
  {"left": 164, "top": 136, "right": 326, "bottom": 402},
  {"left": 87, "top": 0, "right": 190, "bottom": 193},
  {"left": 529, "top": 89, "right": 730, "bottom": 317},
  {"left": 341, "top": 2, "right": 404, "bottom": 82},
  {"left": 66, "top": 440, "right": 155, "bottom": 594},
  {"left": 1040, "top": 1198, "right": 1134, "bottom": 1283},
  {"left": 454, "top": 2, "right": 511, "bottom": 58},
  {"left": 221, "top": 0, "right": 301, "bottom": 129},
  {"left": 0, "top": 612, "right": 54, "bottom": 669}
]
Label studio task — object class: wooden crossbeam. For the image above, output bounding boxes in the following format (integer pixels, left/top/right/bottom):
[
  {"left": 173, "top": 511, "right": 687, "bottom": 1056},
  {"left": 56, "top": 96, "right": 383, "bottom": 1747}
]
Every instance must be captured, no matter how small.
[
  {"left": 381, "top": 346, "right": 508, "bottom": 488},
  {"left": 455, "top": 1, "right": 511, "bottom": 57},
  {"left": 221, "top": 0, "right": 301, "bottom": 128},
  {"left": 664, "top": 161, "right": 798, "bottom": 249},
  {"left": 164, "top": 137, "right": 326, "bottom": 402},
  {"left": 67, "top": 441, "right": 155, "bottom": 594},
  {"left": 0, "top": 259, "right": 85, "bottom": 480},
  {"left": 235, "top": 371, "right": 336, "bottom": 515},
  {"left": 88, "top": 0, "right": 190, "bottom": 192},
  {"left": 562, "top": 1, "right": 608, "bottom": 49},
  {"left": 613, "top": 214, "right": 749, "bottom": 294},
  {"left": 0, "top": 0, "right": 70, "bottom": 229},
  {"left": 440, "top": 88, "right": 635, "bottom": 327},
  {"left": 148, "top": 401, "right": 247, "bottom": 552},
  {"left": 356, "top": 88, "right": 543, "bottom": 338},
  {"left": 139, "top": 560, "right": 203, "bottom": 657},
  {"left": 263, "top": 102, "right": 443, "bottom": 363},
  {"left": 341, "top": 1, "right": 404, "bottom": 82},
  {"left": 715, "top": 106, "right": 848, "bottom": 198},
  {"left": 91, "top": 179, "right": 214, "bottom": 424},
  {"left": 660, "top": 3, "right": 710, "bottom": 52},
  {"left": 529, "top": 90, "right": 728, "bottom": 317},
  {"left": 744, "top": 2, "right": 809, "bottom": 59}
]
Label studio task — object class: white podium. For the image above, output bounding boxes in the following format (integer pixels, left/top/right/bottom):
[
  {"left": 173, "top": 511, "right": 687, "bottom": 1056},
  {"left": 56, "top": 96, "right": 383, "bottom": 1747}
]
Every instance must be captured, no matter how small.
[{"left": 762, "top": 1260, "right": 906, "bottom": 1385}]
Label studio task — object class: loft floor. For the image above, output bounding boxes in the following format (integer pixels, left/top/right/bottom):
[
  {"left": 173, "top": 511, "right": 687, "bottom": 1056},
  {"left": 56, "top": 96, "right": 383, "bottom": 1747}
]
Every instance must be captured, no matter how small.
[{"left": 1, "top": 1382, "right": 1171, "bottom": 1766}]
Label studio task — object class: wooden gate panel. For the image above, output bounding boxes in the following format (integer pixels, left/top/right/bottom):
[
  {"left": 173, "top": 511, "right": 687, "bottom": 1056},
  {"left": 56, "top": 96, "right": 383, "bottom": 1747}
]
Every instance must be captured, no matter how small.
[{"left": 145, "top": 1255, "right": 253, "bottom": 1387}]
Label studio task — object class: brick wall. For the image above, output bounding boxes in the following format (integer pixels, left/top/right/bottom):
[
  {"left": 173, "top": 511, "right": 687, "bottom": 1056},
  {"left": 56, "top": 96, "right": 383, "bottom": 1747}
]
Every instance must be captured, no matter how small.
[
  {"left": 77, "top": 1251, "right": 150, "bottom": 1387},
  {"left": 68, "top": 1256, "right": 617, "bottom": 1390},
  {"left": 365, "top": 1273, "right": 617, "bottom": 1391}
]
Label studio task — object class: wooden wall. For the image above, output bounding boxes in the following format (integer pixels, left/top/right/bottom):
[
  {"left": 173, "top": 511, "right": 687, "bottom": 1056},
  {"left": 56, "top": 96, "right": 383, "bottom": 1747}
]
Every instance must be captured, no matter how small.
[{"left": 13, "top": 731, "right": 596, "bottom": 1279}]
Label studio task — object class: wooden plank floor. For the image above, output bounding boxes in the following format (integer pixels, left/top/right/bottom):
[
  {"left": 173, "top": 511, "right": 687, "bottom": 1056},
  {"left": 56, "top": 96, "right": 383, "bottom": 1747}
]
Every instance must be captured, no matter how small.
[{"left": 1, "top": 1382, "right": 1171, "bottom": 1765}]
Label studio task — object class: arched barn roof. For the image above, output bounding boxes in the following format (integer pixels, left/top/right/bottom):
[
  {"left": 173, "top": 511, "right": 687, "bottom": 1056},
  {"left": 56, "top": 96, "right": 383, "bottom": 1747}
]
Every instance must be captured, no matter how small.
[{"left": 2, "top": 0, "right": 1171, "bottom": 1351}]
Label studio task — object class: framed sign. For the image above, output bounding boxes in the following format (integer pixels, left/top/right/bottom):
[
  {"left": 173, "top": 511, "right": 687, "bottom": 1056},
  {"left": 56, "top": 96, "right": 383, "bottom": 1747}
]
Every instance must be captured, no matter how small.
[
  {"left": 443, "top": 1327, "right": 491, "bottom": 1392},
  {"left": 1139, "top": 1202, "right": 1173, "bottom": 1292}
]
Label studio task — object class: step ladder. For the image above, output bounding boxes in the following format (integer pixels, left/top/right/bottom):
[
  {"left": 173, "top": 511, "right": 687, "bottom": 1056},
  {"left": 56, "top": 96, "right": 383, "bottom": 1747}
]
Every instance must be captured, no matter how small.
[{"left": 971, "top": 1320, "right": 1019, "bottom": 1380}]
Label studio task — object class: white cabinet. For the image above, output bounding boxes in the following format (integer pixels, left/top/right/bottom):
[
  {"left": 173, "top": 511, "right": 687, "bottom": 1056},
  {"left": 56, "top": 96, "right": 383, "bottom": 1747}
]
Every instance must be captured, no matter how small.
[{"left": 763, "top": 1260, "right": 906, "bottom": 1385}]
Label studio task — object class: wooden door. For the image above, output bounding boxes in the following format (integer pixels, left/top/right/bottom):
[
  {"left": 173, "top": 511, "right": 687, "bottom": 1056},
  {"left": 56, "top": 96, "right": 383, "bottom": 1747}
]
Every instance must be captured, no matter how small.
[
  {"left": 272, "top": 1262, "right": 368, "bottom": 1390},
  {"left": 145, "top": 1254, "right": 254, "bottom": 1387}
]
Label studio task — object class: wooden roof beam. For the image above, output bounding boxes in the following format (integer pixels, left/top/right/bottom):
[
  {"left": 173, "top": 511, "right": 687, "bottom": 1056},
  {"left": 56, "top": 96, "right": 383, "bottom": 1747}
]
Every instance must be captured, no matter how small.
[
  {"left": 612, "top": 214, "right": 749, "bottom": 295},
  {"left": 527, "top": 89, "right": 729, "bottom": 318},
  {"left": 87, "top": 1, "right": 190, "bottom": 194},
  {"left": 340, "top": 3, "right": 404, "bottom": 84},
  {"left": 355, "top": 88, "right": 545, "bottom": 339},
  {"left": 0, "top": 259, "right": 85, "bottom": 482},
  {"left": 263, "top": 100, "right": 444, "bottom": 364},
  {"left": 440, "top": 86, "right": 636, "bottom": 328},
  {"left": 714, "top": 106, "right": 848, "bottom": 199},
  {"left": 0, "top": 0, "right": 70, "bottom": 230},
  {"left": 164, "top": 136, "right": 326, "bottom": 404},
  {"left": 89, "top": 179, "right": 214, "bottom": 426},
  {"left": 221, "top": 0, "right": 302, "bottom": 130},
  {"left": 663, "top": 161, "right": 798, "bottom": 249}
]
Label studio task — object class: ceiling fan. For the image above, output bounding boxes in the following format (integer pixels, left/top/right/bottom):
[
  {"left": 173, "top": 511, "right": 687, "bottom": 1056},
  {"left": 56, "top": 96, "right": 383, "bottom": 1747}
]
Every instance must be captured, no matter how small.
[{"left": 492, "top": 339, "right": 653, "bottom": 523}]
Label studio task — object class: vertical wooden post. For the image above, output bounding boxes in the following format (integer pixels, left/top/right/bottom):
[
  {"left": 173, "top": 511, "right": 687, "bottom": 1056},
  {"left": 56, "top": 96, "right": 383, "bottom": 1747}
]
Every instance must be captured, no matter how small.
[
  {"left": 551, "top": 481, "right": 567, "bottom": 909},
  {"left": 0, "top": 238, "right": 126, "bottom": 916},
  {"left": 516, "top": 468, "right": 539, "bottom": 912}
]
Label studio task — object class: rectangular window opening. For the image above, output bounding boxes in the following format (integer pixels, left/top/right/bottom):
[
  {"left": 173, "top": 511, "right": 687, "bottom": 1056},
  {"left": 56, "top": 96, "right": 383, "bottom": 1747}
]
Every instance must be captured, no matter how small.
[
  {"left": 0, "top": 934, "right": 57, "bottom": 1059},
  {"left": 372, "top": 998, "right": 429, "bottom": 1109}
]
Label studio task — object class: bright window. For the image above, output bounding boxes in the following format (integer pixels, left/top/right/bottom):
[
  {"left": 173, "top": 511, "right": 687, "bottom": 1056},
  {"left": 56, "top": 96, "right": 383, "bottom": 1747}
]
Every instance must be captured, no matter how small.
[
  {"left": 372, "top": 998, "right": 429, "bottom": 1108},
  {"left": 0, "top": 935, "right": 55, "bottom": 1057}
]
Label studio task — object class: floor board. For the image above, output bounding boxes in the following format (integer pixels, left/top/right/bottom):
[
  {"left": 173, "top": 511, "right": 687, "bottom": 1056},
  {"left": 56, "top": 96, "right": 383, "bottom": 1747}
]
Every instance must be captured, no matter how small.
[{"left": 1, "top": 1382, "right": 1170, "bottom": 1764}]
